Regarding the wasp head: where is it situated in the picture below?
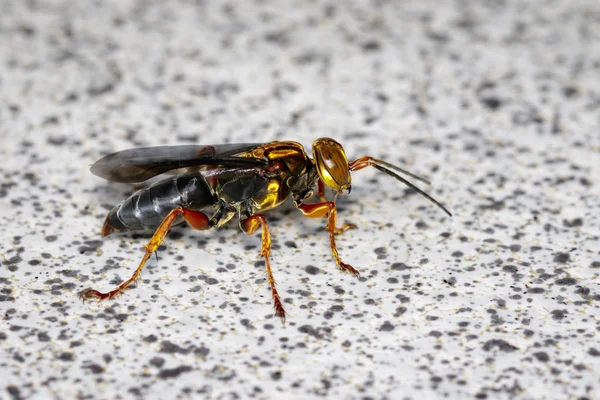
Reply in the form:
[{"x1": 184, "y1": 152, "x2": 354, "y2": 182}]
[{"x1": 312, "y1": 138, "x2": 351, "y2": 193}]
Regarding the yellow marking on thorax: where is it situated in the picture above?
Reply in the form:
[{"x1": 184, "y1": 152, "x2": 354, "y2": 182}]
[{"x1": 254, "y1": 178, "x2": 288, "y2": 212}]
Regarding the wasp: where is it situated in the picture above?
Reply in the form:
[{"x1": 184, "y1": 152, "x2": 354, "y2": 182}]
[{"x1": 80, "y1": 138, "x2": 451, "y2": 321}]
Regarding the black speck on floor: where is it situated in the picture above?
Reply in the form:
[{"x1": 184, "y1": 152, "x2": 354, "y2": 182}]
[{"x1": 159, "y1": 365, "x2": 193, "y2": 379}]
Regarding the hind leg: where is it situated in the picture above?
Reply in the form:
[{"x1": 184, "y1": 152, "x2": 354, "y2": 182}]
[{"x1": 80, "y1": 207, "x2": 211, "y2": 301}]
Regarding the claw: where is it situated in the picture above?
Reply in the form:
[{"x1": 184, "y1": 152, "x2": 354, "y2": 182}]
[
  {"x1": 78, "y1": 288, "x2": 118, "y2": 302},
  {"x1": 338, "y1": 261, "x2": 360, "y2": 277},
  {"x1": 274, "y1": 301, "x2": 286, "y2": 325}
]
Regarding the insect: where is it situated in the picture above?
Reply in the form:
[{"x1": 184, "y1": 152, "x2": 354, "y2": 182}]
[{"x1": 80, "y1": 138, "x2": 451, "y2": 321}]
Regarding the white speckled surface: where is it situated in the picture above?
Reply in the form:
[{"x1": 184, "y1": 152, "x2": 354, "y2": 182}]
[{"x1": 1, "y1": 1, "x2": 599, "y2": 399}]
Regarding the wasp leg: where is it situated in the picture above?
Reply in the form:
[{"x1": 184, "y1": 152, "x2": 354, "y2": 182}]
[
  {"x1": 240, "y1": 214, "x2": 286, "y2": 323},
  {"x1": 334, "y1": 222, "x2": 357, "y2": 234},
  {"x1": 297, "y1": 202, "x2": 360, "y2": 276},
  {"x1": 308, "y1": 179, "x2": 356, "y2": 234},
  {"x1": 79, "y1": 207, "x2": 210, "y2": 301},
  {"x1": 317, "y1": 179, "x2": 327, "y2": 202}
]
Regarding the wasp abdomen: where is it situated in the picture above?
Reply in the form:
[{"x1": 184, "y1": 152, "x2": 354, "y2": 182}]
[{"x1": 102, "y1": 174, "x2": 215, "y2": 235}]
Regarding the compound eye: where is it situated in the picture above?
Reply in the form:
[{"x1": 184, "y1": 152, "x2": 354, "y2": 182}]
[{"x1": 312, "y1": 138, "x2": 351, "y2": 191}]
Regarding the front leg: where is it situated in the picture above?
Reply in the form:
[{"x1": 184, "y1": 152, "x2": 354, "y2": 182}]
[
  {"x1": 316, "y1": 179, "x2": 327, "y2": 203},
  {"x1": 297, "y1": 202, "x2": 360, "y2": 276}
]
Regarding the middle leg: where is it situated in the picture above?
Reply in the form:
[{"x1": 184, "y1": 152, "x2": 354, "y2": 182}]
[{"x1": 240, "y1": 214, "x2": 286, "y2": 322}]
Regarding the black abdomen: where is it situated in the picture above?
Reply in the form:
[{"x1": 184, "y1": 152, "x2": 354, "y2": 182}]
[{"x1": 102, "y1": 174, "x2": 215, "y2": 235}]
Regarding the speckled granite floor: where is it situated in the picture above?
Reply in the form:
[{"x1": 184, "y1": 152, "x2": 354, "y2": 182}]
[{"x1": 1, "y1": 1, "x2": 599, "y2": 399}]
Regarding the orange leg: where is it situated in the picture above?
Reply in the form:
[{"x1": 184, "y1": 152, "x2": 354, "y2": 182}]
[
  {"x1": 317, "y1": 179, "x2": 327, "y2": 202},
  {"x1": 240, "y1": 214, "x2": 286, "y2": 322},
  {"x1": 297, "y1": 202, "x2": 360, "y2": 276},
  {"x1": 80, "y1": 207, "x2": 210, "y2": 301},
  {"x1": 315, "y1": 179, "x2": 356, "y2": 234}
]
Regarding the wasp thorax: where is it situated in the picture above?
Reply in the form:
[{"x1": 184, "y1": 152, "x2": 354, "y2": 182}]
[{"x1": 312, "y1": 138, "x2": 351, "y2": 191}]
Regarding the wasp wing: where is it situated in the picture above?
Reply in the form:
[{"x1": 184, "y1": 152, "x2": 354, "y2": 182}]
[{"x1": 90, "y1": 143, "x2": 266, "y2": 183}]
